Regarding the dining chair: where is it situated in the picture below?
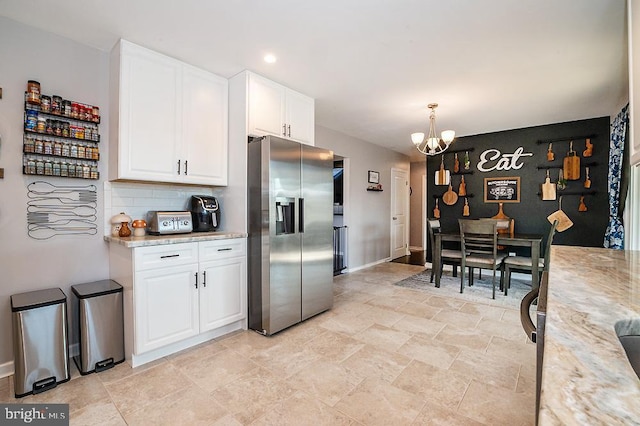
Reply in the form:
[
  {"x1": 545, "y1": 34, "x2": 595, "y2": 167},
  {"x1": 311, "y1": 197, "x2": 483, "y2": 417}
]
[
  {"x1": 427, "y1": 219, "x2": 463, "y2": 283},
  {"x1": 502, "y1": 220, "x2": 558, "y2": 295},
  {"x1": 459, "y1": 219, "x2": 508, "y2": 299}
]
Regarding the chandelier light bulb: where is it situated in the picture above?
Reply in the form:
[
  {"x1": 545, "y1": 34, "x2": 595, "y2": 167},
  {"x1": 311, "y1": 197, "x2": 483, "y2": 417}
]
[
  {"x1": 411, "y1": 133, "x2": 425, "y2": 145},
  {"x1": 411, "y1": 103, "x2": 456, "y2": 156}
]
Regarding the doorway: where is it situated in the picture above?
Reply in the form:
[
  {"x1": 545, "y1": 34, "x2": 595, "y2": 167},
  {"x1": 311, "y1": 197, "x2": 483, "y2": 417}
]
[
  {"x1": 390, "y1": 168, "x2": 410, "y2": 260},
  {"x1": 333, "y1": 156, "x2": 348, "y2": 274}
]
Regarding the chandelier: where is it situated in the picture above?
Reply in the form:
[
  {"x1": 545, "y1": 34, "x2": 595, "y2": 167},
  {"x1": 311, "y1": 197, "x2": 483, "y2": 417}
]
[{"x1": 411, "y1": 103, "x2": 455, "y2": 156}]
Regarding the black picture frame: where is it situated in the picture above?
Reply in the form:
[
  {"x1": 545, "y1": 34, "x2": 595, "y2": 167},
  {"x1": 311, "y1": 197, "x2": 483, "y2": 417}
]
[
  {"x1": 368, "y1": 170, "x2": 379, "y2": 184},
  {"x1": 484, "y1": 176, "x2": 521, "y2": 203}
]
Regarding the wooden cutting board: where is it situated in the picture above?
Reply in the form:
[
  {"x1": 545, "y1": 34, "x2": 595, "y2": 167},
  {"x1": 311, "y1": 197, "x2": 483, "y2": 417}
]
[
  {"x1": 584, "y1": 167, "x2": 591, "y2": 189},
  {"x1": 433, "y1": 199, "x2": 440, "y2": 218},
  {"x1": 563, "y1": 141, "x2": 580, "y2": 180},
  {"x1": 435, "y1": 156, "x2": 450, "y2": 185},
  {"x1": 541, "y1": 169, "x2": 557, "y2": 201},
  {"x1": 583, "y1": 138, "x2": 593, "y2": 157},
  {"x1": 442, "y1": 183, "x2": 458, "y2": 205},
  {"x1": 547, "y1": 197, "x2": 573, "y2": 232},
  {"x1": 458, "y1": 176, "x2": 467, "y2": 196}
]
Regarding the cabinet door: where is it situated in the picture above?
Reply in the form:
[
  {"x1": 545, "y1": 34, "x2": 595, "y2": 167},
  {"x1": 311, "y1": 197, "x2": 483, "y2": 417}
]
[
  {"x1": 134, "y1": 263, "x2": 199, "y2": 354},
  {"x1": 199, "y1": 256, "x2": 247, "y2": 332},
  {"x1": 181, "y1": 65, "x2": 229, "y2": 186},
  {"x1": 286, "y1": 89, "x2": 315, "y2": 146},
  {"x1": 248, "y1": 74, "x2": 286, "y2": 138},
  {"x1": 118, "y1": 42, "x2": 181, "y2": 182}
]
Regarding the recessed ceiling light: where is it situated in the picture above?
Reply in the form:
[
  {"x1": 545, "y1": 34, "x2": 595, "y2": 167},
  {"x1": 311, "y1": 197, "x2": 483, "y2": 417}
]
[{"x1": 264, "y1": 54, "x2": 277, "y2": 64}]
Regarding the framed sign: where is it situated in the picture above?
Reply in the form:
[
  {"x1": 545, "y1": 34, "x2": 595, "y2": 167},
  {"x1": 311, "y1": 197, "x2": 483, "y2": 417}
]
[
  {"x1": 368, "y1": 170, "x2": 379, "y2": 184},
  {"x1": 484, "y1": 177, "x2": 520, "y2": 203}
]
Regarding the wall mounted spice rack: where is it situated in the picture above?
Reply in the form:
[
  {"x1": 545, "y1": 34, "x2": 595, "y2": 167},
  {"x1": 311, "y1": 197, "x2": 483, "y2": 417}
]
[{"x1": 22, "y1": 86, "x2": 101, "y2": 180}]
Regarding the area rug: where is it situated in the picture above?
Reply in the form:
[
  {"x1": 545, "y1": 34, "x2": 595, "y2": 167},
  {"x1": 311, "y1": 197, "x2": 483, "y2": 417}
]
[{"x1": 394, "y1": 268, "x2": 534, "y2": 309}]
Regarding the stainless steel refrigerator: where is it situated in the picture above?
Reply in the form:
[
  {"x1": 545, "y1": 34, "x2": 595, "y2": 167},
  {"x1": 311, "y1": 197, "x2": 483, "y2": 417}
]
[{"x1": 248, "y1": 135, "x2": 334, "y2": 335}]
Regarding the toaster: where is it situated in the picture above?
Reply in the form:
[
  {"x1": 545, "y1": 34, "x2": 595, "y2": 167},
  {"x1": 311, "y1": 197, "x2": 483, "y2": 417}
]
[{"x1": 146, "y1": 211, "x2": 193, "y2": 235}]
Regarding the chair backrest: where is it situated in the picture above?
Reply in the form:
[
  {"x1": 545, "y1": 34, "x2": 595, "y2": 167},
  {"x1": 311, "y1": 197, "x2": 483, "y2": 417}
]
[
  {"x1": 427, "y1": 219, "x2": 441, "y2": 261},
  {"x1": 458, "y1": 219, "x2": 498, "y2": 258},
  {"x1": 543, "y1": 220, "x2": 559, "y2": 271},
  {"x1": 480, "y1": 217, "x2": 514, "y2": 236}
]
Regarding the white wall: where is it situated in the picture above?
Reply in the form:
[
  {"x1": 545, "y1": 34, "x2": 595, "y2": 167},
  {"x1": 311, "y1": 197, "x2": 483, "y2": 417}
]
[
  {"x1": 315, "y1": 126, "x2": 410, "y2": 269},
  {"x1": 0, "y1": 17, "x2": 110, "y2": 369}
]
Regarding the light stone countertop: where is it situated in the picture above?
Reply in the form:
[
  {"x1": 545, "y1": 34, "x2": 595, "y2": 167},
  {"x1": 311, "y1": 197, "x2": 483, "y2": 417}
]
[
  {"x1": 540, "y1": 245, "x2": 640, "y2": 425},
  {"x1": 104, "y1": 231, "x2": 247, "y2": 248}
]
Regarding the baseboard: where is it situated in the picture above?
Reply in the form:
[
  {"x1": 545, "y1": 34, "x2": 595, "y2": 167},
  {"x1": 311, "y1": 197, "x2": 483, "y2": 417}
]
[
  {"x1": 409, "y1": 246, "x2": 424, "y2": 251},
  {"x1": 0, "y1": 360, "x2": 13, "y2": 379},
  {"x1": 346, "y1": 257, "x2": 391, "y2": 273}
]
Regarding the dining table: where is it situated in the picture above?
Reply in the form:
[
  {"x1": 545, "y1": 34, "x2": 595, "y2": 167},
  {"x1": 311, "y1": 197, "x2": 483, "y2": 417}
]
[{"x1": 433, "y1": 231, "x2": 544, "y2": 290}]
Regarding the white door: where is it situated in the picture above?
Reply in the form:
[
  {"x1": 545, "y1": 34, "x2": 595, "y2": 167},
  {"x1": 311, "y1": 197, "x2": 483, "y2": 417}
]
[
  {"x1": 391, "y1": 168, "x2": 410, "y2": 259},
  {"x1": 199, "y1": 256, "x2": 247, "y2": 332},
  {"x1": 134, "y1": 264, "x2": 199, "y2": 354},
  {"x1": 286, "y1": 89, "x2": 315, "y2": 145},
  {"x1": 119, "y1": 41, "x2": 181, "y2": 182},
  {"x1": 248, "y1": 73, "x2": 286, "y2": 137},
  {"x1": 181, "y1": 64, "x2": 229, "y2": 186}
]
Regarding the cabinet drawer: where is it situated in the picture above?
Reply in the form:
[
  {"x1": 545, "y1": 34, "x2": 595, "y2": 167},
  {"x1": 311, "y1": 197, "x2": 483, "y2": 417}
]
[
  {"x1": 134, "y1": 243, "x2": 198, "y2": 271},
  {"x1": 199, "y1": 238, "x2": 246, "y2": 262}
]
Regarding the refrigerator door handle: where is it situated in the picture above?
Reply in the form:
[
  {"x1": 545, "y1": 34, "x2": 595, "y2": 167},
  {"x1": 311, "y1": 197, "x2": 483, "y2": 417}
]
[{"x1": 299, "y1": 198, "x2": 304, "y2": 233}]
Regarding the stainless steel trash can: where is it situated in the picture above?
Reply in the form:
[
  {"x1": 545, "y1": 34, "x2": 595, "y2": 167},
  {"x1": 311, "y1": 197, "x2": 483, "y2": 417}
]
[
  {"x1": 11, "y1": 288, "x2": 70, "y2": 398},
  {"x1": 71, "y1": 280, "x2": 124, "y2": 375}
]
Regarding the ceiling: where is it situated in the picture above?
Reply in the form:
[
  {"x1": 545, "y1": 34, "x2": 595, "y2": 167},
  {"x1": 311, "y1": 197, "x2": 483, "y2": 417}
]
[{"x1": 0, "y1": 0, "x2": 628, "y2": 160}]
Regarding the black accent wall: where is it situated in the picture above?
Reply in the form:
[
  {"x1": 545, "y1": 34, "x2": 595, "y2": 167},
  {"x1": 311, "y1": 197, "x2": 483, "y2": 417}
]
[{"x1": 427, "y1": 117, "x2": 610, "y2": 248}]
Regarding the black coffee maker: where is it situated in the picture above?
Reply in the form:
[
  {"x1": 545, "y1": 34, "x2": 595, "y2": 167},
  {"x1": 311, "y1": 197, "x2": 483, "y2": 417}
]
[{"x1": 190, "y1": 195, "x2": 220, "y2": 232}]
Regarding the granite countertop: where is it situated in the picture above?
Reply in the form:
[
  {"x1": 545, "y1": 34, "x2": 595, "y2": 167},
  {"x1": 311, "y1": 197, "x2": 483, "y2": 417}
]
[
  {"x1": 104, "y1": 231, "x2": 247, "y2": 248},
  {"x1": 540, "y1": 245, "x2": 640, "y2": 425}
]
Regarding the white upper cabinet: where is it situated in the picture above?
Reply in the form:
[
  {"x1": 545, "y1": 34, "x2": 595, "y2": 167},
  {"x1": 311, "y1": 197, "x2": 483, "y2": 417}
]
[
  {"x1": 181, "y1": 64, "x2": 228, "y2": 185},
  {"x1": 247, "y1": 72, "x2": 315, "y2": 145},
  {"x1": 110, "y1": 40, "x2": 228, "y2": 185}
]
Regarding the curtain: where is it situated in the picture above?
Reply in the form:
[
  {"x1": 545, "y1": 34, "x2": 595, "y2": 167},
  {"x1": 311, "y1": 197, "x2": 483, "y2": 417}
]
[{"x1": 603, "y1": 104, "x2": 629, "y2": 249}]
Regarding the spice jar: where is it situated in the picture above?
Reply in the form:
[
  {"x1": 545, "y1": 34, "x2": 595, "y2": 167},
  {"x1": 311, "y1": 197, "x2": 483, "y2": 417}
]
[
  {"x1": 36, "y1": 117, "x2": 46, "y2": 133},
  {"x1": 51, "y1": 95, "x2": 62, "y2": 115},
  {"x1": 41, "y1": 95, "x2": 51, "y2": 113},
  {"x1": 26, "y1": 80, "x2": 41, "y2": 105}
]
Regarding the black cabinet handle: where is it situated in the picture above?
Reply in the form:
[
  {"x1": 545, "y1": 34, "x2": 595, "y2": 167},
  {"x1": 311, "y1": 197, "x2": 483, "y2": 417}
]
[
  {"x1": 217, "y1": 248, "x2": 232, "y2": 252},
  {"x1": 160, "y1": 254, "x2": 180, "y2": 259},
  {"x1": 282, "y1": 123, "x2": 287, "y2": 136},
  {"x1": 288, "y1": 124, "x2": 291, "y2": 137},
  {"x1": 184, "y1": 160, "x2": 188, "y2": 175},
  {"x1": 203, "y1": 271, "x2": 207, "y2": 287},
  {"x1": 194, "y1": 272, "x2": 198, "y2": 289},
  {"x1": 177, "y1": 159, "x2": 181, "y2": 175}
]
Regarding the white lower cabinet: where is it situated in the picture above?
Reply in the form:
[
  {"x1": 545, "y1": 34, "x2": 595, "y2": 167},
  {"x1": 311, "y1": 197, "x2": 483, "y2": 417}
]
[
  {"x1": 135, "y1": 263, "x2": 199, "y2": 354},
  {"x1": 199, "y1": 256, "x2": 247, "y2": 332},
  {"x1": 110, "y1": 238, "x2": 247, "y2": 367}
]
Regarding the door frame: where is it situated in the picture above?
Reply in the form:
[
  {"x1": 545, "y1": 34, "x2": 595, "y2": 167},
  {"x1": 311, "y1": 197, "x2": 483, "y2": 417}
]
[
  {"x1": 422, "y1": 173, "x2": 428, "y2": 250},
  {"x1": 390, "y1": 167, "x2": 410, "y2": 258}
]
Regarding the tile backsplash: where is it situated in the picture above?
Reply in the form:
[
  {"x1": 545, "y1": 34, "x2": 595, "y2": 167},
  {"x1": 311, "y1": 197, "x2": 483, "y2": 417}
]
[{"x1": 104, "y1": 181, "x2": 217, "y2": 235}]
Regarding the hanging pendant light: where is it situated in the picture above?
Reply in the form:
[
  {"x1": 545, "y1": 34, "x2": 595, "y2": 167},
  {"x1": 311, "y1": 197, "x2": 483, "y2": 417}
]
[{"x1": 411, "y1": 103, "x2": 455, "y2": 156}]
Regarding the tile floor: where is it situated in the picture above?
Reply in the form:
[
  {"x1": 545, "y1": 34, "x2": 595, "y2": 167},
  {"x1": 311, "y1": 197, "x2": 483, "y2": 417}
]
[{"x1": 0, "y1": 262, "x2": 535, "y2": 425}]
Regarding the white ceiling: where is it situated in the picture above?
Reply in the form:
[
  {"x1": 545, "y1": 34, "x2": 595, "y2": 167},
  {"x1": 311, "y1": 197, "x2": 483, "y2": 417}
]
[{"x1": 0, "y1": 0, "x2": 628, "y2": 160}]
